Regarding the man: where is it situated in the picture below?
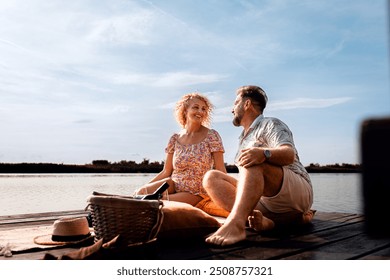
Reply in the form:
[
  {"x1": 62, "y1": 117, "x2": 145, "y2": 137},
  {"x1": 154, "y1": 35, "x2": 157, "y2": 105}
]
[{"x1": 203, "y1": 85, "x2": 313, "y2": 246}]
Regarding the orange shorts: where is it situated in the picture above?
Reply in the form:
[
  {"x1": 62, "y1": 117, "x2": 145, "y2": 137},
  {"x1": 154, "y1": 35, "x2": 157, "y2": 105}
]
[{"x1": 195, "y1": 195, "x2": 230, "y2": 218}]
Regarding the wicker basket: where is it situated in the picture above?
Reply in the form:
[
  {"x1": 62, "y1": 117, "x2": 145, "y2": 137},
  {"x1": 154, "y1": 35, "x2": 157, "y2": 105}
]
[{"x1": 86, "y1": 192, "x2": 164, "y2": 245}]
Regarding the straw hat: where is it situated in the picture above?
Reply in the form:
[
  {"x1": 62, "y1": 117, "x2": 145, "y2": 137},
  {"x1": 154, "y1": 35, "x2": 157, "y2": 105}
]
[{"x1": 34, "y1": 217, "x2": 94, "y2": 246}]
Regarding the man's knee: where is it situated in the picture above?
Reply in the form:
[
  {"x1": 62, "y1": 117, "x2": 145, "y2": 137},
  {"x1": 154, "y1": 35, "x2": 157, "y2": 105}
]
[
  {"x1": 203, "y1": 170, "x2": 228, "y2": 193},
  {"x1": 203, "y1": 170, "x2": 221, "y2": 186},
  {"x1": 239, "y1": 164, "x2": 265, "y2": 177}
]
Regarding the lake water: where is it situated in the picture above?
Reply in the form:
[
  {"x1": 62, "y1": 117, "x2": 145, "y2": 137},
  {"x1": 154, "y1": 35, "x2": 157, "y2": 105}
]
[{"x1": 0, "y1": 173, "x2": 363, "y2": 216}]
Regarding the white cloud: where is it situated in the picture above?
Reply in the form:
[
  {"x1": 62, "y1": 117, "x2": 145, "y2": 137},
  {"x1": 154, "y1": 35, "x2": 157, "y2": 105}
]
[
  {"x1": 86, "y1": 12, "x2": 156, "y2": 45},
  {"x1": 0, "y1": 0, "x2": 386, "y2": 165},
  {"x1": 111, "y1": 71, "x2": 227, "y2": 87},
  {"x1": 268, "y1": 97, "x2": 353, "y2": 111},
  {"x1": 213, "y1": 97, "x2": 353, "y2": 123}
]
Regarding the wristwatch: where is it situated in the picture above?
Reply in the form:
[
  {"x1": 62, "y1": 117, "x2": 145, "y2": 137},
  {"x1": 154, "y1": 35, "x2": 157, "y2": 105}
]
[{"x1": 264, "y1": 149, "x2": 272, "y2": 160}]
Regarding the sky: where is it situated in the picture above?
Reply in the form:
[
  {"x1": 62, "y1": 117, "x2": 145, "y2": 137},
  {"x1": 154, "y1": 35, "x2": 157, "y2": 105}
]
[{"x1": 0, "y1": 0, "x2": 389, "y2": 166}]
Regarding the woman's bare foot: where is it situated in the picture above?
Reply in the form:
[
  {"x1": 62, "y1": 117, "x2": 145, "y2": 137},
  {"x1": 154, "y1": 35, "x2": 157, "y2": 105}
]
[
  {"x1": 248, "y1": 210, "x2": 275, "y2": 232},
  {"x1": 205, "y1": 220, "x2": 246, "y2": 246}
]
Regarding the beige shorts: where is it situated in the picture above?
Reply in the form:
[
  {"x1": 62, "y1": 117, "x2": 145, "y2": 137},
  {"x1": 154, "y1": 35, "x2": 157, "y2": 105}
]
[{"x1": 258, "y1": 167, "x2": 313, "y2": 214}]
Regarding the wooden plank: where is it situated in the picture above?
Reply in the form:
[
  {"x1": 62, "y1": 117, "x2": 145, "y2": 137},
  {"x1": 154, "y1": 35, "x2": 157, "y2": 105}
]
[
  {"x1": 0, "y1": 210, "x2": 88, "y2": 227},
  {"x1": 360, "y1": 246, "x2": 390, "y2": 260},
  {"x1": 201, "y1": 215, "x2": 373, "y2": 260},
  {"x1": 153, "y1": 236, "x2": 252, "y2": 260},
  {"x1": 149, "y1": 213, "x2": 369, "y2": 260},
  {"x1": 309, "y1": 212, "x2": 364, "y2": 228},
  {"x1": 0, "y1": 210, "x2": 87, "y2": 221},
  {"x1": 0, "y1": 210, "x2": 89, "y2": 260},
  {"x1": 1, "y1": 248, "x2": 79, "y2": 260},
  {"x1": 2, "y1": 211, "x2": 389, "y2": 260},
  {"x1": 280, "y1": 233, "x2": 390, "y2": 260}
]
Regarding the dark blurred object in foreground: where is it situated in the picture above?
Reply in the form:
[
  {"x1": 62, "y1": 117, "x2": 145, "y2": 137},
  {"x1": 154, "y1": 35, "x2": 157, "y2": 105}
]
[{"x1": 361, "y1": 117, "x2": 390, "y2": 237}]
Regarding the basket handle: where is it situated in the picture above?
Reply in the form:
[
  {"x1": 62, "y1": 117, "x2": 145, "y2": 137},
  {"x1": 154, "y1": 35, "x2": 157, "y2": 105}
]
[
  {"x1": 147, "y1": 203, "x2": 164, "y2": 240},
  {"x1": 92, "y1": 191, "x2": 134, "y2": 199}
]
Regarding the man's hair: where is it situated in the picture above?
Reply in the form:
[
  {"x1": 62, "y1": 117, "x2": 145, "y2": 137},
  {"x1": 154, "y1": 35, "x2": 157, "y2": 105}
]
[{"x1": 236, "y1": 85, "x2": 268, "y2": 112}]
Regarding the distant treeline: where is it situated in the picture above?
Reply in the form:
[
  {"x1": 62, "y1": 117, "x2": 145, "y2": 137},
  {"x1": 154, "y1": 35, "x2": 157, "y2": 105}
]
[
  {"x1": 304, "y1": 163, "x2": 361, "y2": 173},
  {"x1": 0, "y1": 160, "x2": 361, "y2": 173}
]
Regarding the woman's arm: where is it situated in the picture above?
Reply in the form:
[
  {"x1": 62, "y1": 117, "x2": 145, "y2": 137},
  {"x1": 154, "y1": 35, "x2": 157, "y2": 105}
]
[
  {"x1": 134, "y1": 153, "x2": 175, "y2": 195},
  {"x1": 212, "y1": 151, "x2": 227, "y2": 173},
  {"x1": 148, "y1": 153, "x2": 174, "y2": 183}
]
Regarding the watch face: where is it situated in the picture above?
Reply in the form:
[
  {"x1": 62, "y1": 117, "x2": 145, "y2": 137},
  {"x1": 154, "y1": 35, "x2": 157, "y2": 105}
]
[{"x1": 264, "y1": 149, "x2": 271, "y2": 159}]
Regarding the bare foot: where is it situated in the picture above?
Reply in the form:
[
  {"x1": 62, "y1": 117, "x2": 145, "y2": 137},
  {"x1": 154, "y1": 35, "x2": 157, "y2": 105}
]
[
  {"x1": 302, "y1": 210, "x2": 315, "y2": 224},
  {"x1": 248, "y1": 210, "x2": 275, "y2": 232},
  {"x1": 205, "y1": 220, "x2": 246, "y2": 246}
]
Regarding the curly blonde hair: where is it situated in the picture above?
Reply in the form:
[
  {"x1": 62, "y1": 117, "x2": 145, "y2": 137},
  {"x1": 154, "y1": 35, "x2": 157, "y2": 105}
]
[{"x1": 175, "y1": 92, "x2": 214, "y2": 128}]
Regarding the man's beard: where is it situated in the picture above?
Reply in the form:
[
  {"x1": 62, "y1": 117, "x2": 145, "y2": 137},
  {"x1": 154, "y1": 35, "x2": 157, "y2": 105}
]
[{"x1": 232, "y1": 112, "x2": 242, "y2": 127}]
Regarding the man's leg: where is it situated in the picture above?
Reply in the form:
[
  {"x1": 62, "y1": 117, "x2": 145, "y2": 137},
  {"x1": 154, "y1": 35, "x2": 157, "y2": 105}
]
[
  {"x1": 202, "y1": 170, "x2": 238, "y2": 211},
  {"x1": 204, "y1": 166, "x2": 263, "y2": 245},
  {"x1": 204, "y1": 164, "x2": 283, "y2": 246},
  {"x1": 203, "y1": 170, "x2": 275, "y2": 231}
]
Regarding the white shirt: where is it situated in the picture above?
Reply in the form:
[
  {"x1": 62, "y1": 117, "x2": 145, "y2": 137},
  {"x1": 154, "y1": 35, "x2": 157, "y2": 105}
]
[{"x1": 235, "y1": 114, "x2": 312, "y2": 185}]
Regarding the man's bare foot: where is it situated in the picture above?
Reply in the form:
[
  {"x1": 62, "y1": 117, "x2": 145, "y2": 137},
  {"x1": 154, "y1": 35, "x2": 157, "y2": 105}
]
[
  {"x1": 302, "y1": 210, "x2": 315, "y2": 224},
  {"x1": 248, "y1": 210, "x2": 275, "y2": 232},
  {"x1": 205, "y1": 220, "x2": 246, "y2": 246}
]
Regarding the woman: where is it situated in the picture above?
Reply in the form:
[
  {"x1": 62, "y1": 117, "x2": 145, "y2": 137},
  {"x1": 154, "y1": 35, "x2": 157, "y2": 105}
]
[{"x1": 134, "y1": 93, "x2": 229, "y2": 216}]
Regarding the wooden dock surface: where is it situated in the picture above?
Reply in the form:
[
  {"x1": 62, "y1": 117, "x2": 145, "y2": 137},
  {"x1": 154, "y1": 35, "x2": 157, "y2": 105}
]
[{"x1": 1, "y1": 210, "x2": 390, "y2": 260}]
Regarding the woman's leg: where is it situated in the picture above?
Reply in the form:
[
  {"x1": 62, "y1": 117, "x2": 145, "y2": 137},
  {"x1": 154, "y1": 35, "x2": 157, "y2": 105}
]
[{"x1": 167, "y1": 192, "x2": 203, "y2": 206}]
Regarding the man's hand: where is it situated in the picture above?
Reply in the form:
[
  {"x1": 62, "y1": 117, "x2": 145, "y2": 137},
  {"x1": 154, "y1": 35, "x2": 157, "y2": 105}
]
[{"x1": 237, "y1": 147, "x2": 266, "y2": 168}]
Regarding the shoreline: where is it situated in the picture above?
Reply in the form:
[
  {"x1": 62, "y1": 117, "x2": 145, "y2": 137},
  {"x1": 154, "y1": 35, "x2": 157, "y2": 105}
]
[{"x1": 0, "y1": 162, "x2": 362, "y2": 174}]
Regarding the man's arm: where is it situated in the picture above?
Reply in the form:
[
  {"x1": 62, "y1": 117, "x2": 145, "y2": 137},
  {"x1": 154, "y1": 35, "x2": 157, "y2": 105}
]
[{"x1": 236, "y1": 144, "x2": 295, "y2": 168}]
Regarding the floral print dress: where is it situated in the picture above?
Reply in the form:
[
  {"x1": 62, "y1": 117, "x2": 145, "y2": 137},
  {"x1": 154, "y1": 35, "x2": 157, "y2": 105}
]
[{"x1": 165, "y1": 129, "x2": 225, "y2": 196}]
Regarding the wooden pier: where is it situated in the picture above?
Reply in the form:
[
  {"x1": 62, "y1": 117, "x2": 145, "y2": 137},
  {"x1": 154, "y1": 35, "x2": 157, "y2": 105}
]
[{"x1": 1, "y1": 210, "x2": 390, "y2": 260}]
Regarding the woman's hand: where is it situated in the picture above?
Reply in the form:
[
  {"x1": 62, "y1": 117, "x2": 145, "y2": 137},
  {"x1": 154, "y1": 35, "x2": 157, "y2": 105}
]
[{"x1": 133, "y1": 187, "x2": 148, "y2": 196}]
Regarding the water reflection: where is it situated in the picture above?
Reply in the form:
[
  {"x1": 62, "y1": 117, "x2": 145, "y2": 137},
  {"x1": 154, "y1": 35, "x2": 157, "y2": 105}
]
[{"x1": 0, "y1": 173, "x2": 362, "y2": 215}]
